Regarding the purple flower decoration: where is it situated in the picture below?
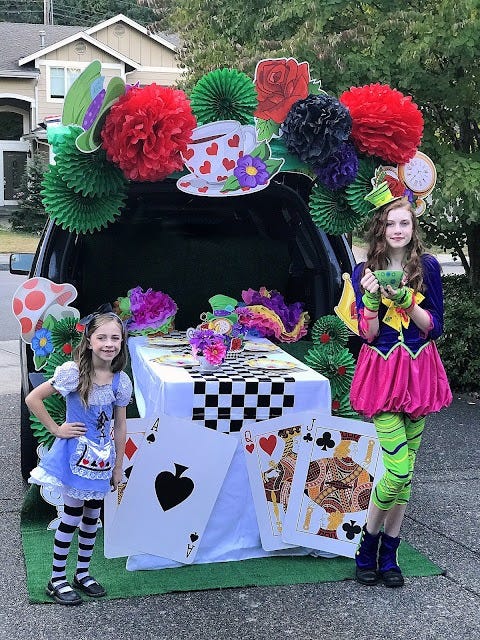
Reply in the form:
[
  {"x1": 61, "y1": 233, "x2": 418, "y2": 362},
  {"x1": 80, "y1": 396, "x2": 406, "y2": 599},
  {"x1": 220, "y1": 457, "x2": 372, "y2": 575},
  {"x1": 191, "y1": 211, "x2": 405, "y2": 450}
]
[
  {"x1": 241, "y1": 287, "x2": 305, "y2": 332},
  {"x1": 234, "y1": 155, "x2": 269, "y2": 188},
  {"x1": 313, "y1": 142, "x2": 359, "y2": 190},
  {"x1": 127, "y1": 286, "x2": 177, "y2": 331},
  {"x1": 32, "y1": 328, "x2": 54, "y2": 357}
]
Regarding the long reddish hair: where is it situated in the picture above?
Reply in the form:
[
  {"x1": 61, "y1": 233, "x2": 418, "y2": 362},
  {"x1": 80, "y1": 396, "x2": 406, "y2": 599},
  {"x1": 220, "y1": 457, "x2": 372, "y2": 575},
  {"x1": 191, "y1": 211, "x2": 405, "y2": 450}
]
[{"x1": 364, "y1": 197, "x2": 425, "y2": 292}]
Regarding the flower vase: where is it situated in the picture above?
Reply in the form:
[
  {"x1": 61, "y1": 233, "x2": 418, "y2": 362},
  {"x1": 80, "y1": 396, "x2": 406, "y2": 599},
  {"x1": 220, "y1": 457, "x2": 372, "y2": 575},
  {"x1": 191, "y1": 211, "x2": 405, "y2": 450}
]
[{"x1": 197, "y1": 355, "x2": 221, "y2": 372}]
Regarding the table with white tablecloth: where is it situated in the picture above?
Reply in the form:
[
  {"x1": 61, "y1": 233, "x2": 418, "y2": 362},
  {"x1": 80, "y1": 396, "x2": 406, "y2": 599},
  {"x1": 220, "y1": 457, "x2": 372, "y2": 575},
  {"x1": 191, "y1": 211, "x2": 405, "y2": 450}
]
[{"x1": 125, "y1": 334, "x2": 332, "y2": 570}]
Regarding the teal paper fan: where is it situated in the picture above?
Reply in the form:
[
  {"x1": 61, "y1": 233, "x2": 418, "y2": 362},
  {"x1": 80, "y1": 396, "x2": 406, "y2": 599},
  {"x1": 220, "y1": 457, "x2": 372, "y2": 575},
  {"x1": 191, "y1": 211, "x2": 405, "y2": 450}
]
[
  {"x1": 49, "y1": 317, "x2": 82, "y2": 353},
  {"x1": 190, "y1": 68, "x2": 258, "y2": 125},
  {"x1": 345, "y1": 156, "x2": 381, "y2": 218},
  {"x1": 43, "y1": 349, "x2": 73, "y2": 379},
  {"x1": 41, "y1": 165, "x2": 127, "y2": 234},
  {"x1": 305, "y1": 345, "x2": 355, "y2": 397},
  {"x1": 311, "y1": 315, "x2": 349, "y2": 348},
  {"x1": 332, "y1": 392, "x2": 359, "y2": 419},
  {"x1": 30, "y1": 393, "x2": 66, "y2": 449},
  {"x1": 309, "y1": 182, "x2": 361, "y2": 234}
]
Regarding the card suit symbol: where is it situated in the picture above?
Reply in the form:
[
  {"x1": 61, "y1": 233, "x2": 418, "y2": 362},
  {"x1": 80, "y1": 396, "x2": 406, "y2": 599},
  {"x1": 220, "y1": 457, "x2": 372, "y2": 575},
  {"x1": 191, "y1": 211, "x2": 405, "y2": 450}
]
[
  {"x1": 246, "y1": 443, "x2": 254, "y2": 454},
  {"x1": 259, "y1": 435, "x2": 277, "y2": 456},
  {"x1": 147, "y1": 433, "x2": 156, "y2": 444},
  {"x1": 342, "y1": 519, "x2": 362, "y2": 540},
  {"x1": 228, "y1": 134, "x2": 240, "y2": 147},
  {"x1": 316, "y1": 431, "x2": 335, "y2": 451},
  {"x1": 91, "y1": 460, "x2": 97, "y2": 467},
  {"x1": 217, "y1": 175, "x2": 228, "y2": 182},
  {"x1": 190, "y1": 532, "x2": 199, "y2": 542},
  {"x1": 124, "y1": 465, "x2": 133, "y2": 479},
  {"x1": 180, "y1": 181, "x2": 191, "y2": 188},
  {"x1": 199, "y1": 160, "x2": 211, "y2": 175},
  {"x1": 99, "y1": 460, "x2": 105, "y2": 468},
  {"x1": 125, "y1": 437, "x2": 138, "y2": 460},
  {"x1": 183, "y1": 148, "x2": 194, "y2": 161},
  {"x1": 198, "y1": 186, "x2": 208, "y2": 193},
  {"x1": 155, "y1": 463, "x2": 194, "y2": 511},
  {"x1": 82, "y1": 459, "x2": 89, "y2": 465},
  {"x1": 303, "y1": 432, "x2": 313, "y2": 442},
  {"x1": 222, "y1": 158, "x2": 236, "y2": 171},
  {"x1": 206, "y1": 142, "x2": 219, "y2": 155}
]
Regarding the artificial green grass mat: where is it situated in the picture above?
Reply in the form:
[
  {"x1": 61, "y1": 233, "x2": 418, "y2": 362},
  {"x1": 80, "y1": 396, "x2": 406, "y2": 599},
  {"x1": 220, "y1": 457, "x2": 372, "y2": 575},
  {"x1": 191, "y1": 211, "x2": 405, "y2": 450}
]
[{"x1": 21, "y1": 486, "x2": 443, "y2": 603}]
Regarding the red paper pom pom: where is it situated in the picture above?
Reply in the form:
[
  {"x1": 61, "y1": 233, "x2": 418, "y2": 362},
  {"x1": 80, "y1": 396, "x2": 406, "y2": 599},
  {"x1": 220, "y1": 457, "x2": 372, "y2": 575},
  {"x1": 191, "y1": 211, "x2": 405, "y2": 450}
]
[
  {"x1": 339, "y1": 84, "x2": 423, "y2": 164},
  {"x1": 101, "y1": 84, "x2": 197, "y2": 182},
  {"x1": 62, "y1": 343, "x2": 73, "y2": 355}
]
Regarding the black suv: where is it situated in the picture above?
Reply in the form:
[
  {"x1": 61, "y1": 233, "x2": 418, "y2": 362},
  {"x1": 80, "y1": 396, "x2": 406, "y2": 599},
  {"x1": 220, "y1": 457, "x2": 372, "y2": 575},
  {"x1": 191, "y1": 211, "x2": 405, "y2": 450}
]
[{"x1": 11, "y1": 172, "x2": 356, "y2": 479}]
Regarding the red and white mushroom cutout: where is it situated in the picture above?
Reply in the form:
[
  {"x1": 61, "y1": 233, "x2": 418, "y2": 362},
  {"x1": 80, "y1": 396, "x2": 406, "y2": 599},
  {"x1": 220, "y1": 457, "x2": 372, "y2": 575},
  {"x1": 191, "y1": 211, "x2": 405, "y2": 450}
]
[{"x1": 12, "y1": 277, "x2": 78, "y2": 343}]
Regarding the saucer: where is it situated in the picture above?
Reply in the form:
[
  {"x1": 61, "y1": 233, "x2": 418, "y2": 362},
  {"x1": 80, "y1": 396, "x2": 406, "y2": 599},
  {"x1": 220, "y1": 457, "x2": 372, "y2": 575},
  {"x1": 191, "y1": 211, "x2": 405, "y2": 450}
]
[
  {"x1": 151, "y1": 353, "x2": 199, "y2": 368},
  {"x1": 176, "y1": 174, "x2": 270, "y2": 198},
  {"x1": 245, "y1": 357, "x2": 296, "y2": 370}
]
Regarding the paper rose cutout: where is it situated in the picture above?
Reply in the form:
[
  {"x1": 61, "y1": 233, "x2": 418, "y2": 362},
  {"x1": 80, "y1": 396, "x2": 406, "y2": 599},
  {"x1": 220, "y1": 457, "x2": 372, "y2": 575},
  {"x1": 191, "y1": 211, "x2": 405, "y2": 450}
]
[
  {"x1": 234, "y1": 155, "x2": 269, "y2": 188},
  {"x1": 101, "y1": 84, "x2": 197, "y2": 182},
  {"x1": 281, "y1": 94, "x2": 352, "y2": 166},
  {"x1": 339, "y1": 84, "x2": 424, "y2": 165},
  {"x1": 254, "y1": 58, "x2": 310, "y2": 124}
]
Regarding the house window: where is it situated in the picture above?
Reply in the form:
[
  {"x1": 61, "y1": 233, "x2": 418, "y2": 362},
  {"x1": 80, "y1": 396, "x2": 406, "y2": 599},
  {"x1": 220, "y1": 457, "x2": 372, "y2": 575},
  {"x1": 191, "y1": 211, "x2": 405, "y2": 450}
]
[
  {"x1": 49, "y1": 67, "x2": 81, "y2": 98},
  {"x1": 0, "y1": 112, "x2": 24, "y2": 140}
]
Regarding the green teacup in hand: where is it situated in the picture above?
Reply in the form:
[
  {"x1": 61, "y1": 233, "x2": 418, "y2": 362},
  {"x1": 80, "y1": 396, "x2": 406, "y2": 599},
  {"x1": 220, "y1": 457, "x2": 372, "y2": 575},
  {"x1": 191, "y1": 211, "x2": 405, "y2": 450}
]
[{"x1": 374, "y1": 270, "x2": 404, "y2": 290}]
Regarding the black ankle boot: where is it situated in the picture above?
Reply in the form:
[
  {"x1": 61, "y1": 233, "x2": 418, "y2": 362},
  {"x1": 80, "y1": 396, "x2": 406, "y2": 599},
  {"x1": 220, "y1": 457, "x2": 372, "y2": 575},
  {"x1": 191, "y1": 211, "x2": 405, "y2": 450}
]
[
  {"x1": 378, "y1": 532, "x2": 404, "y2": 588},
  {"x1": 355, "y1": 526, "x2": 380, "y2": 585}
]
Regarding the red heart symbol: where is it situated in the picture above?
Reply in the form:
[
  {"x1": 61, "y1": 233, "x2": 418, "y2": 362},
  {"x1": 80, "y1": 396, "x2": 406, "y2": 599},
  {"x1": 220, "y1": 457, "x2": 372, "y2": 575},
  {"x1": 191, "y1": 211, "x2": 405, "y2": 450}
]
[
  {"x1": 183, "y1": 148, "x2": 194, "y2": 160},
  {"x1": 217, "y1": 175, "x2": 228, "y2": 182},
  {"x1": 246, "y1": 443, "x2": 254, "y2": 454},
  {"x1": 228, "y1": 134, "x2": 240, "y2": 148},
  {"x1": 199, "y1": 160, "x2": 211, "y2": 175},
  {"x1": 222, "y1": 158, "x2": 235, "y2": 171},
  {"x1": 198, "y1": 186, "x2": 208, "y2": 193},
  {"x1": 180, "y1": 181, "x2": 191, "y2": 187},
  {"x1": 83, "y1": 459, "x2": 89, "y2": 465},
  {"x1": 206, "y1": 142, "x2": 219, "y2": 155},
  {"x1": 259, "y1": 435, "x2": 277, "y2": 456}
]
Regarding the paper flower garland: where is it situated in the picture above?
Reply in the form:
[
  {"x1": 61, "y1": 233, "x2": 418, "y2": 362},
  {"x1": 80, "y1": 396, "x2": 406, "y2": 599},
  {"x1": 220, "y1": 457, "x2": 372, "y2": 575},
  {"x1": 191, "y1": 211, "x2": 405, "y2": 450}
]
[
  {"x1": 41, "y1": 165, "x2": 127, "y2": 234},
  {"x1": 309, "y1": 182, "x2": 367, "y2": 234},
  {"x1": 311, "y1": 315, "x2": 349, "y2": 349},
  {"x1": 339, "y1": 84, "x2": 424, "y2": 165},
  {"x1": 190, "y1": 68, "x2": 258, "y2": 125},
  {"x1": 101, "y1": 84, "x2": 197, "y2": 182},
  {"x1": 114, "y1": 286, "x2": 177, "y2": 336},
  {"x1": 281, "y1": 94, "x2": 352, "y2": 165},
  {"x1": 313, "y1": 142, "x2": 359, "y2": 191}
]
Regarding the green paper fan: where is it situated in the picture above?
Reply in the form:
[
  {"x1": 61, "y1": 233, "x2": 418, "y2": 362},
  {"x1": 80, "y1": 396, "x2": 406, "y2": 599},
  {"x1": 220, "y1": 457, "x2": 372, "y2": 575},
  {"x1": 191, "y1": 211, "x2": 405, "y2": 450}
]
[
  {"x1": 30, "y1": 393, "x2": 66, "y2": 449},
  {"x1": 345, "y1": 156, "x2": 381, "y2": 217},
  {"x1": 41, "y1": 165, "x2": 127, "y2": 234},
  {"x1": 49, "y1": 317, "x2": 82, "y2": 353},
  {"x1": 332, "y1": 392, "x2": 359, "y2": 419},
  {"x1": 55, "y1": 139, "x2": 127, "y2": 198},
  {"x1": 190, "y1": 68, "x2": 258, "y2": 125},
  {"x1": 311, "y1": 315, "x2": 350, "y2": 348},
  {"x1": 43, "y1": 349, "x2": 74, "y2": 379},
  {"x1": 305, "y1": 346, "x2": 355, "y2": 397},
  {"x1": 309, "y1": 183, "x2": 362, "y2": 234}
]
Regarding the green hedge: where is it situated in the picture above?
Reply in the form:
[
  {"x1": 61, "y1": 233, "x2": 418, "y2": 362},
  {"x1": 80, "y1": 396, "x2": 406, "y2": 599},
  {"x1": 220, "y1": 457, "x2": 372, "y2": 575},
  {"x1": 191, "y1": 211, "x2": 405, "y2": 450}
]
[{"x1": 438, "y1": 275, "x2": 480, "y2": 392}]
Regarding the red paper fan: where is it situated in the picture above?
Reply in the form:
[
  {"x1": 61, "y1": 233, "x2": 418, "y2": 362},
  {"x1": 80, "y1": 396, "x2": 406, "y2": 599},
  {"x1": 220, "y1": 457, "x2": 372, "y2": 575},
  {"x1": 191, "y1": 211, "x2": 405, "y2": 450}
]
[{"x1": 339, "y1": 83, "x2": 423, "y2": 165}]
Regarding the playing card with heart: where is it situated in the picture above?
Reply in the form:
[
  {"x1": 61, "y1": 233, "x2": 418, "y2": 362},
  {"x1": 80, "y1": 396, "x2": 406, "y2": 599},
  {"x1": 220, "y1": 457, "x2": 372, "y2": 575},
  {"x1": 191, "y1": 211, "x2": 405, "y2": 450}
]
[
  {"x1": 108, "y1": 413, "x2": 237, "y2": 564},
  {"x1": 282, "y1": 413, "x2": 384, "y2": 558},
  {"x1": 240, "y1": 413, "x2": 313, "y2": 551}
]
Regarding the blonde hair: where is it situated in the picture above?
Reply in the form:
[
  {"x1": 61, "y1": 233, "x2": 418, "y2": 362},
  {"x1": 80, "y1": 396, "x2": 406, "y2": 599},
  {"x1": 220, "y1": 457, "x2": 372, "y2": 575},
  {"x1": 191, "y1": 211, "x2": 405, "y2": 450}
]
[
  {"x1": 364, "y1": 197, "x2": 425, "y2": 292},
  {"x1": 74, "y1": 313, "x2": 128, "y2": 406}
]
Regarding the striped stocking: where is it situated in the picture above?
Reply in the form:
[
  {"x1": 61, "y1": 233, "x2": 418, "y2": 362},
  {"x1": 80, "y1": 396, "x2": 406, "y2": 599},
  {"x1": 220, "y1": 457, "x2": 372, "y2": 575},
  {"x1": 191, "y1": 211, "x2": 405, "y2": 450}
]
[
  {"x1": 51, "y1": 494, "x2": 83, "y2": 586},
  {"x1": 75, "y1": 498, "x2": 102, "y2": 583}
]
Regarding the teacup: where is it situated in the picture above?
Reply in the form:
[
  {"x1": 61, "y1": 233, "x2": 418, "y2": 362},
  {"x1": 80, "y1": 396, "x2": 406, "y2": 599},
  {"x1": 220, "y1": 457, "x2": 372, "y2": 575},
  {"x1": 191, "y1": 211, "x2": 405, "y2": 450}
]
[
  {"x1": 374, "y1": 269, "x2": 404, "y2": 289},
  {"x1": 182, "y1": 120, "x2": 257, "y2": 184}
]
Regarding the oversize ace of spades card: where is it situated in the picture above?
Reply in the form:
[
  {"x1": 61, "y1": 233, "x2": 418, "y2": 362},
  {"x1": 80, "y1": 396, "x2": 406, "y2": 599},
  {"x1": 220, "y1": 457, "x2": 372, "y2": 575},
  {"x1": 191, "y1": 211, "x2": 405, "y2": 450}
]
[
  {"x1": 104, "y1": 417, "x2": 147, "y2": 558},
  {"x1": 240, "y1": 413, "x2": 313, "y2": 552},
  {"x1": 282, "y1": 414, "x2": 384, "y2": 558},
  {"x1": 111, "y1": 414, "x2": 237, "y2": 564}
]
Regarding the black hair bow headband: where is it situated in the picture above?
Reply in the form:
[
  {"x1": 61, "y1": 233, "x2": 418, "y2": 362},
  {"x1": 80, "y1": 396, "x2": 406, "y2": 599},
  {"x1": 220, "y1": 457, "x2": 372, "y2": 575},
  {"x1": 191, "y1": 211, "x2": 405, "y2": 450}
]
[{"x1": 79, "y1": 303, "x2": 116, "y2": 329}]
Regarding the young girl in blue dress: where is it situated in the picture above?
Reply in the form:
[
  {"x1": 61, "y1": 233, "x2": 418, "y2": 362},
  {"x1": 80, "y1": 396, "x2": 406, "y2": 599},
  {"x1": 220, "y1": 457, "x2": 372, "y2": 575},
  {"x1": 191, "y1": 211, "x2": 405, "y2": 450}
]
[
  {"x1": 350, "y1": 192, "x2": 452, "y2": 588},
  {"x1": 27, "y1": 311, "x2": 132, "y2": 605}
]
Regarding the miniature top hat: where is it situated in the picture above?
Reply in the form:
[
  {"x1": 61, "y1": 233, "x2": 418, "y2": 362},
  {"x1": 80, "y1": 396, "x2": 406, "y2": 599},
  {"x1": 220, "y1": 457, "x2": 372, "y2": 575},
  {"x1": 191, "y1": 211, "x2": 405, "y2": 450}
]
[{"x1": 364, "y1": 180, "x2": 403, "y2": 212}]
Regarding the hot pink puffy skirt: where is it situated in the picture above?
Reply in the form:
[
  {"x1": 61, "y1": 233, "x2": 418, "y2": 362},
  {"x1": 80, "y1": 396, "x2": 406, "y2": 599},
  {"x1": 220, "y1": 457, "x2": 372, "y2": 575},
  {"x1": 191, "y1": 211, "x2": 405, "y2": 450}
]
[{"x1": 350, "y1": 341, "x2": 452, "y2": 419}]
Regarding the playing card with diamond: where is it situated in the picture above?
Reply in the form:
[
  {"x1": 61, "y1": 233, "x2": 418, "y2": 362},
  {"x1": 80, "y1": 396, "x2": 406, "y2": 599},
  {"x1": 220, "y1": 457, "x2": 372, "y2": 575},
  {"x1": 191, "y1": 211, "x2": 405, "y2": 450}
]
[
  {"x1": 109, "y1": 413, "x2": 237, "y2": 563},
  {"x1": 240, "y1": 412, "x2": 313, "y2": 551},
  {"x1": 282, "y1": 413, "x2": 384, "y2": 558}
]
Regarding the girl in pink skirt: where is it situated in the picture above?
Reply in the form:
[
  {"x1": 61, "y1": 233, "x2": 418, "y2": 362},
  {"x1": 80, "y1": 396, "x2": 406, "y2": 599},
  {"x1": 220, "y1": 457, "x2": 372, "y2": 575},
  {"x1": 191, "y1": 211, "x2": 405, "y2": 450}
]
[{"x1": 350, "y1": 191, "x2": 452, "y2": 588}]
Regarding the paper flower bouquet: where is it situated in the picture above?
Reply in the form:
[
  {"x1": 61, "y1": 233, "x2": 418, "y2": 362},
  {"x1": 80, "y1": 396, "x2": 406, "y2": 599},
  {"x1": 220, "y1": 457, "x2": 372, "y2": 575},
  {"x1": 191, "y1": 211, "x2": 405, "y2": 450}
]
[{"x1": 114, "y1": 286, "x2": 177, "y2": 336}]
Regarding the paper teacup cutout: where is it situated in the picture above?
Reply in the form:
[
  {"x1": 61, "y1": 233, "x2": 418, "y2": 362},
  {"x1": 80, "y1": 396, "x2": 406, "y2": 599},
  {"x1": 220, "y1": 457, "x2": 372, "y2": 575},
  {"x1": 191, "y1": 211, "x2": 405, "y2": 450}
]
[
  {"x1": 182, "y1": 120, "x2": 257, "y2": 185},
  {"x1": 374, "y1": 270, "x2": 404, "y2": 289},
  {"x1": 12, "y1": 277, "x2": 78, "y2": 343}
]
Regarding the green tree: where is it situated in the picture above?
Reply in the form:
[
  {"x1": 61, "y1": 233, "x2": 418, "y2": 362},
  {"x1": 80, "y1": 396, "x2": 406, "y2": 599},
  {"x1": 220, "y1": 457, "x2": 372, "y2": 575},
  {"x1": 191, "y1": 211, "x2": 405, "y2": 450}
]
[
  {"x1": 158, "y1": 0, "x2": 480, "y2": 289},
  {"x1": 10, "y1": 156, "x2": 48, "y2": 233}
]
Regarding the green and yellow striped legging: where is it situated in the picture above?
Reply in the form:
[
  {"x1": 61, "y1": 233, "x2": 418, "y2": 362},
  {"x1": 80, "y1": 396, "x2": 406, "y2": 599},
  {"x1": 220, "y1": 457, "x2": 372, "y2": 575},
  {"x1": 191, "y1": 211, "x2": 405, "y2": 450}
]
[{"x1": 372, "y1": 412, "x2": 425, "y2": 510}]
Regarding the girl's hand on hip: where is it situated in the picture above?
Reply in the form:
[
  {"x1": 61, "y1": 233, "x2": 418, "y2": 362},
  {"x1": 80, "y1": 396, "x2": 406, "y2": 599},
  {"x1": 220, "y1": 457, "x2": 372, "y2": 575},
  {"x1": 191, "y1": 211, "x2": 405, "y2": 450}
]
[
  {"x1": 361, "y1": 268, "x2": 380, "y2": 294},
  {"x1": 57, "y1": 421, "x2": 86, "y2": 439}
]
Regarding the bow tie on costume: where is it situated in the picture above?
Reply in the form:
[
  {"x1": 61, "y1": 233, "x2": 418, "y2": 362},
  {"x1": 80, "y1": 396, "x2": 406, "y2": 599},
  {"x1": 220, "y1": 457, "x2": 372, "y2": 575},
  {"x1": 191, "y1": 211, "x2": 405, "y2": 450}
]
[{"x1": 381, "y1": 289, "x2": 424, "y2": 332}]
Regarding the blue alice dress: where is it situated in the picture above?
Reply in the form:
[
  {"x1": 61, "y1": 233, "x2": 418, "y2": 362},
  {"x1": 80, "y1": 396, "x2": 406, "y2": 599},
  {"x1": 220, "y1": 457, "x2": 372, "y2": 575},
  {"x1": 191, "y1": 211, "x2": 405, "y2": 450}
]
[{"x1": 29, "y1": 361, "x2": 133, "y2": 500}]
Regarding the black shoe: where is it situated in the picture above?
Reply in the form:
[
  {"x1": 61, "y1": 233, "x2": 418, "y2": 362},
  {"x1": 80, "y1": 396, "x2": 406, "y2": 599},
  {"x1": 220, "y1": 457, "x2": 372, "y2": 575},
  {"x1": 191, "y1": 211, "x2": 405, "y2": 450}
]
[
  {"x1": 73, "y1": 574, "x2": 107, "y2": 597},
  {"x1": 355, "y1": 566, "x2": 380, "y2": 586},
  {"x1": 381, "y1": 568, "x2": 405, "y2": 588},
  {"x1": 46, "y1": 580, "x2": 82, "y2": 605}
]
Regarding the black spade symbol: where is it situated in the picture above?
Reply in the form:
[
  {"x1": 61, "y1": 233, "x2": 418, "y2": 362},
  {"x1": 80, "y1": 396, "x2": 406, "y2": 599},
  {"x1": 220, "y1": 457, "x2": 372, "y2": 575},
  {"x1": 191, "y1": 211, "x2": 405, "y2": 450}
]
[
  {"x1": 190, "y1": 532, "x2": 199, "y2": 542},
  {"x1": 147, "y1": 433, "x2": 156, "y2": 444},
  {"x1": 155, "y1": 463, "x2": 194, "y2": 511}
]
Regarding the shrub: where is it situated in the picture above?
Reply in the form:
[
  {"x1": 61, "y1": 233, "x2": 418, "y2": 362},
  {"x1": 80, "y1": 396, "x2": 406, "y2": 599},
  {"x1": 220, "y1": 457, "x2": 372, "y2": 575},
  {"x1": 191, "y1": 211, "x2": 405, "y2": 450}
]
[
  {"x1": 438, "y1": 275, "x2": 480, "y2": 392},
  {"x1": 10, "y1": 156, "x2": 47, "y2": 233}
]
